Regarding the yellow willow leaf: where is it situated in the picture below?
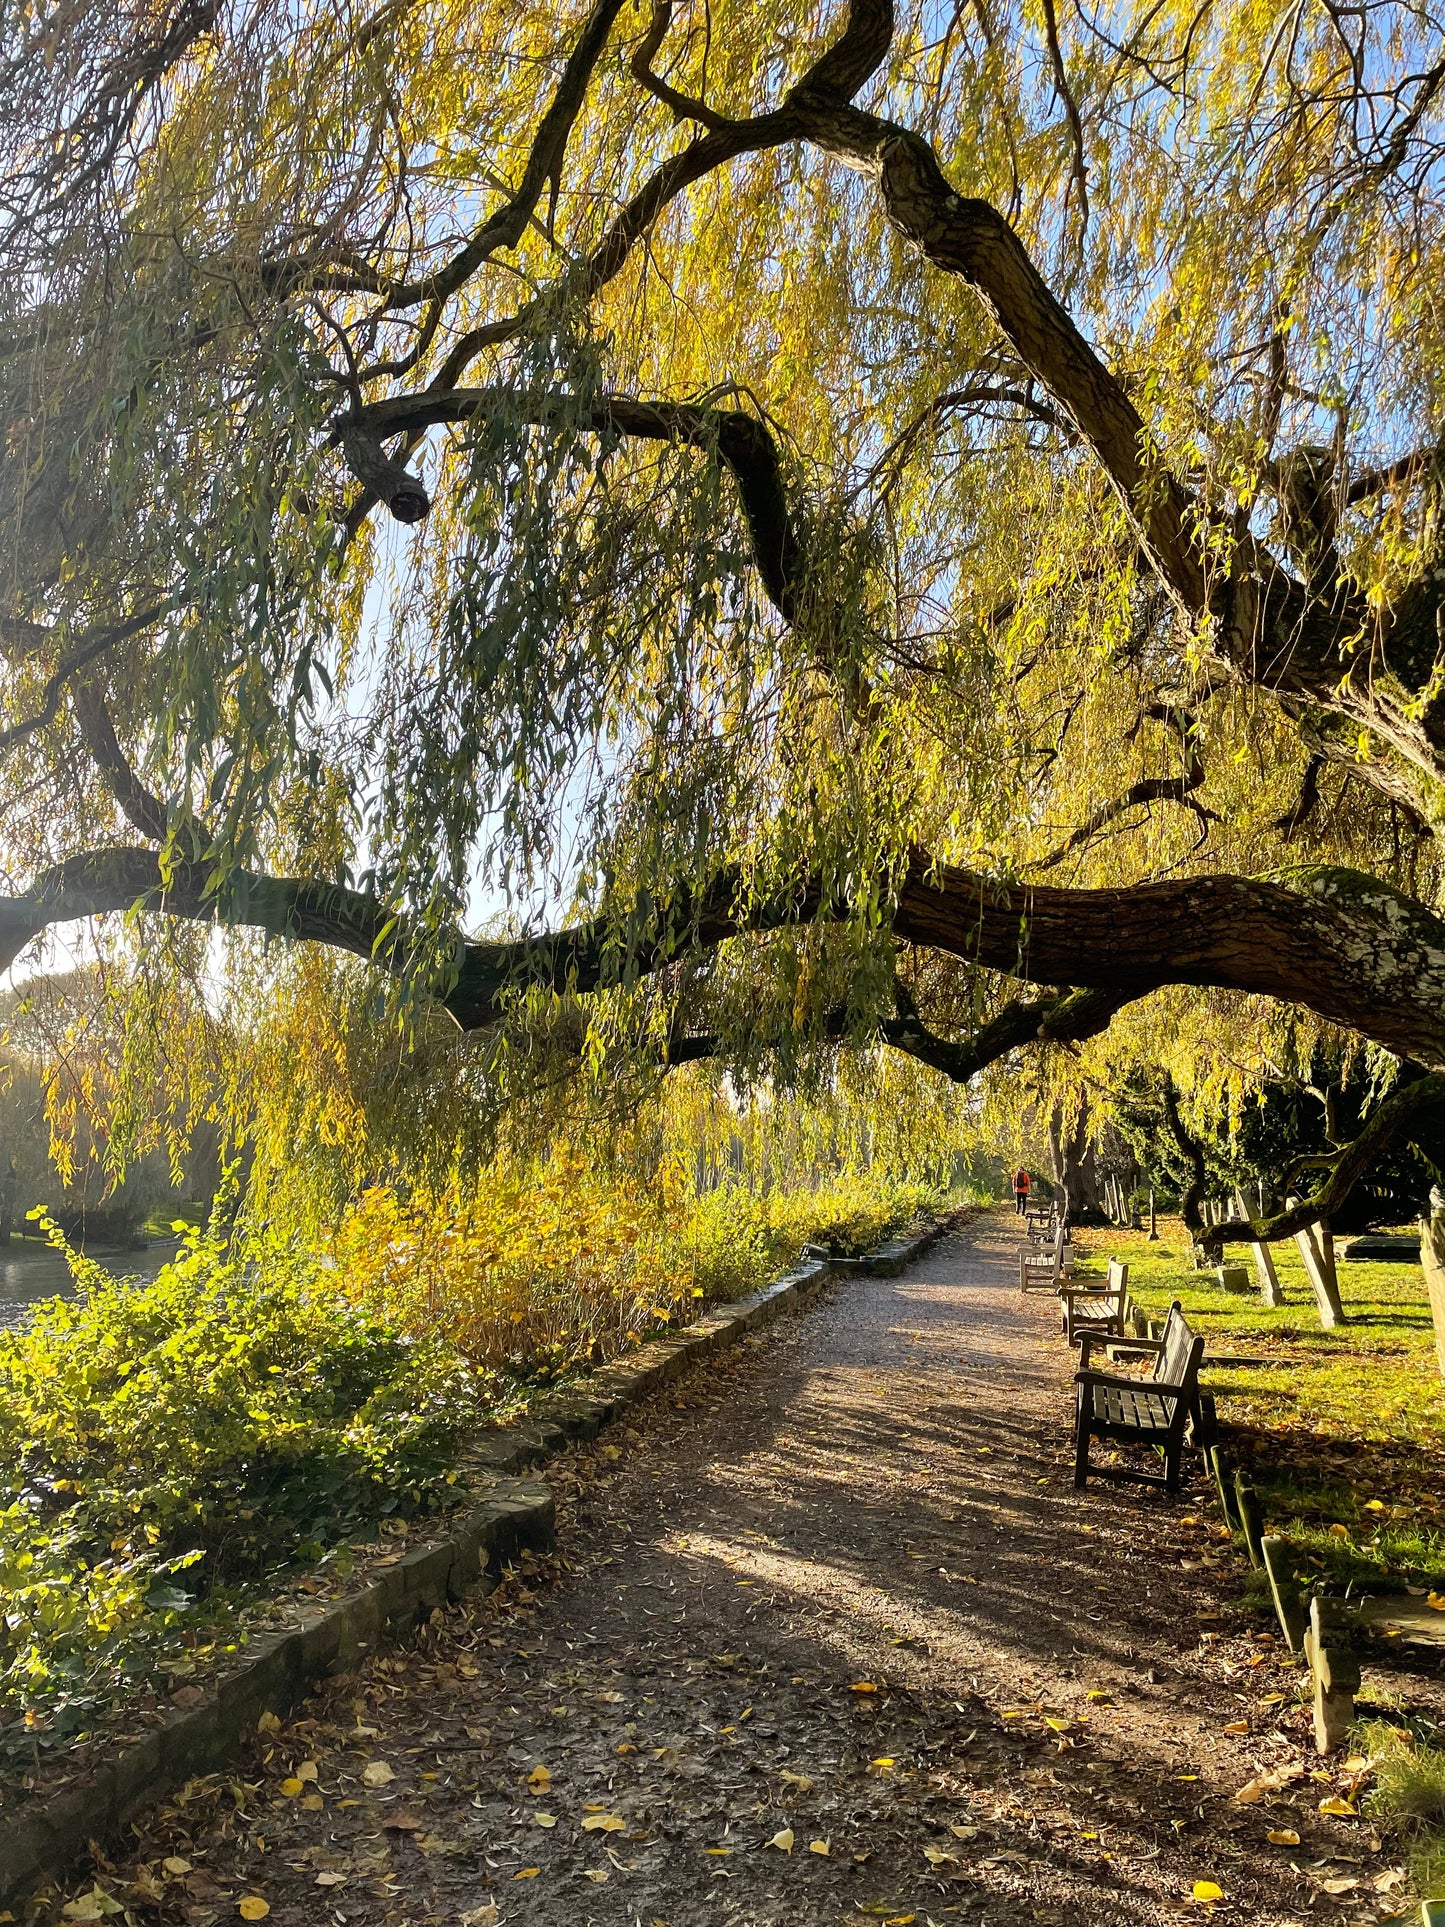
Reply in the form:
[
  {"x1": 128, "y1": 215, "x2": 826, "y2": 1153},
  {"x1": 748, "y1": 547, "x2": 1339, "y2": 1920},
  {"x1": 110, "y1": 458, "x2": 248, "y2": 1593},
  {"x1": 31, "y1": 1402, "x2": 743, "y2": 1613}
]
[{"x1": 1192, "y1": 1881, "x2": 1224, "y2": 1902}]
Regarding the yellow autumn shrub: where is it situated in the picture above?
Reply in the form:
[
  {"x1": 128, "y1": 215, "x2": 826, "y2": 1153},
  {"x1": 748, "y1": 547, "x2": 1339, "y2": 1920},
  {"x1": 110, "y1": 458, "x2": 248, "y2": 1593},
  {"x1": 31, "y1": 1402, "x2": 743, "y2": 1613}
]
[{"x1": 331, "y1": 1159, "x2": 938, "y2": 1377}]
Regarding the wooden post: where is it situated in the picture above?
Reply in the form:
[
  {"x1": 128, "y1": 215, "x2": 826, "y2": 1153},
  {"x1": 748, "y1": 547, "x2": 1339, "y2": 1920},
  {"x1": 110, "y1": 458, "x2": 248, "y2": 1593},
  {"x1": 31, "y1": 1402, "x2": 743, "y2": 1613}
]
[
  {"x1": 1234, "y1": 1190, "x2": 1284, "y2": 1307},
  {"x1": 1260, "y1": 1536, "x2": 1305, "y2": 1651},
  {"x1": 1209, "y1": 1447, "x2": 1238, "y2": 1529},
  {"x1": 1233, "y1": 1471, "x2": 1264, "y2": 1568},
  {"x1": 1305, "y1": 1595, "x2": 1360, "y2": 1753},
  {"x1": 1148, "y1": 1187, "x2": 1158, "y2": 1240},
  {"x1": 1419, "y1": 1205, "x2": 1445, "y2": 1380}
]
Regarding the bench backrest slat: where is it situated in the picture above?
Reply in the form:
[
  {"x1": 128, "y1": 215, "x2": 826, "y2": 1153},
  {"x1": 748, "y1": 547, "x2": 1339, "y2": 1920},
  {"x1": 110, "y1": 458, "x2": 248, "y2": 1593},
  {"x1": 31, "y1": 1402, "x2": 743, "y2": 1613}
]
[{"x1": 1153, "y1": 1300, "x2": 1202, "y2": 1390}]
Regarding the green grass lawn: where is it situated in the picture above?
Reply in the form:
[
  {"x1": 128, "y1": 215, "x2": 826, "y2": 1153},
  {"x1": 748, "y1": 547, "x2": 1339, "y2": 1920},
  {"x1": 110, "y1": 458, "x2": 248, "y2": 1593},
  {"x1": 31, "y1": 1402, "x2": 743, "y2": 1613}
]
[{"x1": 1071, "y1": 1218, "x2": 1445, "y2": 1591}]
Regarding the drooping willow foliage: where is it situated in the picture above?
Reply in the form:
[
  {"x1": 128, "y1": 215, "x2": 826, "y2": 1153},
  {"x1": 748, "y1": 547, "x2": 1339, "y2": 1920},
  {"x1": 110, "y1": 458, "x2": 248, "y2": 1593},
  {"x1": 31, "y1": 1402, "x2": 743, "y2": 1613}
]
[{"x1": 4, "y1": 0, "x2": 1445, "y2": 1201}]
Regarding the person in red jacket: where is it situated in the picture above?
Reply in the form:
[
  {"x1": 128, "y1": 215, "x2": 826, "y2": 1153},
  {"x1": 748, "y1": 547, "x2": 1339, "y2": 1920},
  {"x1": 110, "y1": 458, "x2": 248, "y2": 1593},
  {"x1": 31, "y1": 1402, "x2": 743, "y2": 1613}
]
[{"x1": 1013, "y1": 1167, "x2": 1031, "y2": 1216}]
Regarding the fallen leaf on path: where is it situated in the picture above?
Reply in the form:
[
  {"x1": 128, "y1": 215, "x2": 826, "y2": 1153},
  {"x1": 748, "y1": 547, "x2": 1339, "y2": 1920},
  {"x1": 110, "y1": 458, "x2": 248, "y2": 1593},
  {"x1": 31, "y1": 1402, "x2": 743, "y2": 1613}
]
[
  {"x1": 809, "y1": 1839, "x2": 830, "y2": 1855},
  {"x1": 314, "y1": 1873, "x2": 347, "y2": 1888},
  {"x1": 361, "y1": 1762, "x2": 394, "y2": 1787},
  {"x1": 1318, "y1": 1796, "x2": 1357, "y2": 1817},
  {"x1": 949, "y1": 1825, "x2": 979, "y2": 1841},
  {"x1": 238, "y1": 1901, "x2": 270, "y2": 1921},
  {"x1": 1192, "y1": 1881, "x2": 1224, "y2": 1902},
  {"x1": 61, "y1": 1896, "x2": 123, "y2": 1922},
  {"x1": 849, "y1": 1682, "x2": 879, "y2": 1694},
  {"x1": 534, "y1": 1812, "x2": 557, "y2": 1828},
  {"x1": 383, "y1": 1811, "x2": 423, "y2": 1833},
  {"x1": 460, "y1": 1910, "x2": 500, "y2": 1926},
  {"x1": 1341, "y1": 1755, "x2": 1369, "y2": 1773},
  {"x1": 1222, "y1": 1721, "x2": 1249, "y2": 1734},
  {"x1": 582, "y1": 1814, "x2": 625, "y2": 1832},
  {"x1": 257, "y1": 1711, "x2": 280, "y2": 1734},
  {"x1": 923, "y1": 1847, "x2": 959, "y2": 1867},
  {"x1": 1320, "y1": 1876, "x2": 1359, "y2": 1894},
  {"x1": 1267, "y1": 1830, "x2": 1300, "y2": 1846},
  {"x1": 279, "y1": 1778, "x2": 304, "y2": 1797},
  {"x1": 1234, "y1": 1766, "x2": 1297, "y2": 1804},
  {"x1": 780, "y1": 1770, "x2": 813, "y2": 1791},
  {"x1": 514, "y1": 1867, "x2": 540, "y2": 1879},
  {"x1": 527, "y1": 1765, "x2": 552, "y2": 1792},
  {"x1": 162, "y1": 1858, "x2": 191, "y2": 1877},
  {"x1": 583, "y1": 1869, "x2": 609, "y2": 1884},
  {"x1": 1375, "y1": 1869, "x2": 1406, "y2": 1891},
  {"x1": 767, "y1": 1828, "x2": 794, "y2": 1852},
  {"x1": 1427, "y1": 1591, "x2": 1445, "y2": 1610}
]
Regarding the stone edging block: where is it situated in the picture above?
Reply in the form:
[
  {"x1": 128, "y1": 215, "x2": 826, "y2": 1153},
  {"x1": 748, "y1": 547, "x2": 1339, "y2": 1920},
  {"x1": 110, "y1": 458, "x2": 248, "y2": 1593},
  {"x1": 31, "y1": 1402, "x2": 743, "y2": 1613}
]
[{"x1": 0, "y1": 1206, "x2": 966, "y2": 1912}]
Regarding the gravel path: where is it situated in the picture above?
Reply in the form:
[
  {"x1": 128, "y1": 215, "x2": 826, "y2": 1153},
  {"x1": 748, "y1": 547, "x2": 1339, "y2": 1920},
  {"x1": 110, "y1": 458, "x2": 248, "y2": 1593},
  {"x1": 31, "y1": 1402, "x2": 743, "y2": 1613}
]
[{"x1": 75, "y1": 1211, "x2": 1394, "y2": 1927}]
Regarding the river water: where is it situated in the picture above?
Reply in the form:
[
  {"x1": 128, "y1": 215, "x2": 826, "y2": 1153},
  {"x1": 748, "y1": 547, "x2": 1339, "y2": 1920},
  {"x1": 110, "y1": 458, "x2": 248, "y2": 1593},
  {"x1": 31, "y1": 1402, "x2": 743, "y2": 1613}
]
[{"x1": 0, "y1": 1239, "x2": 186, "y2": 1332}]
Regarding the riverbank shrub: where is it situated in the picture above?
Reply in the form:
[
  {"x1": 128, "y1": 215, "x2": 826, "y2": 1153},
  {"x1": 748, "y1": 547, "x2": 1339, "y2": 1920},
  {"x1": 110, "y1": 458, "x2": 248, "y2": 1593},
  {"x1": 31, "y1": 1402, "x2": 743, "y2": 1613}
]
[
  {"x1": 0, "y1": 1220, "x2": 478, "y2": 1755},
  {"x1": 0, "y1": 1169, "x2": 939, "y2": 1751},
  {"x1": 332, "y1": 1163, "x2": 939, "y2": 1372}
]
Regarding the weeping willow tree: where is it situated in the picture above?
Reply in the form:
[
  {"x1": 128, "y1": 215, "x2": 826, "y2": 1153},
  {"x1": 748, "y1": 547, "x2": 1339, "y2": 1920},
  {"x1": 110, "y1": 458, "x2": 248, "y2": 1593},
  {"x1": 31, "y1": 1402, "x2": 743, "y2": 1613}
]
[{"x1": 4, "y1": 0, "x2": 1445, "y2": 1235}]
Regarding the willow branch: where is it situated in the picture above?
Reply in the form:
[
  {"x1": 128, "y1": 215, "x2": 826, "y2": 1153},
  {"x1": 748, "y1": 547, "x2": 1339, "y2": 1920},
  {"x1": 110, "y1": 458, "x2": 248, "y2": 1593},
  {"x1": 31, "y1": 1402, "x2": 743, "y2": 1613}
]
[
  {"x1": 345, "y1": 388, "x2": 803, "y2": 618},
  {"x1": 69, "y1": 680, "x2": 169, "y2": 843},
  {"x1": 378, "y1": 0, "x2": 629, "y2": 312},
  {"x1": 630, "y1": 1, "x2": 734, "y2": 131},
  {"x1": 4, "y1": 849, "x2": 1445, "y2": 1074},
  {"x1": 1205, "y1": 1073, "x2": 1445, "y2": 1250}
]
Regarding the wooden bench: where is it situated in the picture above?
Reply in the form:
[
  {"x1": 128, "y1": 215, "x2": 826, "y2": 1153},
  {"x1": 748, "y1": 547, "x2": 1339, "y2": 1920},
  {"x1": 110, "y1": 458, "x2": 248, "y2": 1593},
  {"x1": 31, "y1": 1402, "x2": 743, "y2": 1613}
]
[
  {"x1": 1072, "y1": 1300, "x2": 1204, "y2": 1493},
  {"x1": 1059, "y1": 1259, "x2": 1129, "y2": 1346},
  {"x1": 1019, "y1": 1223, "x2": 1072, "y2": 1292}
]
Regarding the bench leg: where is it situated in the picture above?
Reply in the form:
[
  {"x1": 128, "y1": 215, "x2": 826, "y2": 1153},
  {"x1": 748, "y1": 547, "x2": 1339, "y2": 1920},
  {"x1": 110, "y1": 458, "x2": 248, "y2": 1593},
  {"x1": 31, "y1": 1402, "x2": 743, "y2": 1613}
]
[
  {"x1": 1163, "y1": 1440, "x2": 1182, "y2": 1494},
  {"x1": 1073, "y1": 1419, "x2": 1090, "y2": 1489}
]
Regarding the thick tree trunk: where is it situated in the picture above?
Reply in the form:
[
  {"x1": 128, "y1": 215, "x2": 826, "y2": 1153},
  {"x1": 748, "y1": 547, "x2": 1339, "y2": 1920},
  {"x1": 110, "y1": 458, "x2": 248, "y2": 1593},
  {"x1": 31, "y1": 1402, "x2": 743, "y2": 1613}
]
[{"x1": 1048, "y1": 1101, "x2": 1106, "y2": 1223}]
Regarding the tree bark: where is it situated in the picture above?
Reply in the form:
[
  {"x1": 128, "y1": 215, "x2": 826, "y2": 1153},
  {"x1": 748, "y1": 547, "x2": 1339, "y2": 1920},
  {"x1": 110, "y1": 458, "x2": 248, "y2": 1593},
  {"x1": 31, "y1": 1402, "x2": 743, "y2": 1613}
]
[{"x1": 3, "y1": 848, "x2": 1445, "y2": 1073}]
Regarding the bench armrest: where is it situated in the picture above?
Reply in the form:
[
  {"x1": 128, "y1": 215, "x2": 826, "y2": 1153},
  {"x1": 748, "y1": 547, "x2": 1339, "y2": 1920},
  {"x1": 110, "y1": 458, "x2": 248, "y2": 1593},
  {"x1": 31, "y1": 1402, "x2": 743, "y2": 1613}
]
[
  {"x1": 1074, "y1": 1368, "x2": 1185, "y2": 1403},
  {"x1": 1076, "y1": 1328, "x2": 1135, "y2": 1368},
  {"x1": 1057, "y1": 1282, "x2": 1122, "y2": 1299}
]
